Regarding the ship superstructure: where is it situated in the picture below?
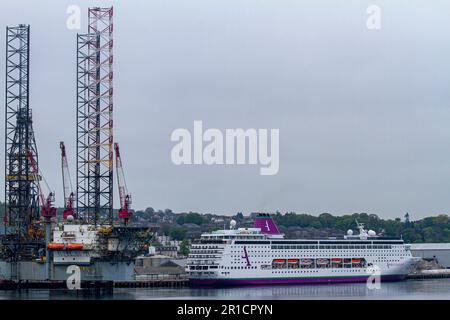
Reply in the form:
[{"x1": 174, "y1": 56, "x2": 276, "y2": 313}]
[
  {"x1": 49, "y1": 222, "x2": 152, "y2": 264},
  {"x1": 186, "y1": 214, "x2": 418, "y2": 286}
]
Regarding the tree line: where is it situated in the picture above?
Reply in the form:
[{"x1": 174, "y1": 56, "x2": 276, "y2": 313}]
[
  {"x1": 3, "y1": 200, "x2": 450, "y2": 243},
  {"x1": 273, "y1": 212, "x2": 450, "y2": 243}
]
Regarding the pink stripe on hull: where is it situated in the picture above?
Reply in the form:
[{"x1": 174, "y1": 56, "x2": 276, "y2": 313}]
[{"x1": 189, "y1": 275, "x2": 405, "y2": 287}]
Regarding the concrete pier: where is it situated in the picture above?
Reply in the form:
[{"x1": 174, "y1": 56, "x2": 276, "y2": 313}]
[{"x1": 0, "y1": 278, "x2": 188, "y2": 290}]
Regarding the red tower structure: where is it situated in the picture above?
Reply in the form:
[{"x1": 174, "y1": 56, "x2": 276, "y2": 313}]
[{"x1": 76, "y1": 7, "x2": 114, "y2": 225}]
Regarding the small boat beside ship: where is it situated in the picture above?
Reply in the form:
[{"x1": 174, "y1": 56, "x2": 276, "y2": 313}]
[{"x1": 186, "y1": 214, "x2": 418, "y2": 286}]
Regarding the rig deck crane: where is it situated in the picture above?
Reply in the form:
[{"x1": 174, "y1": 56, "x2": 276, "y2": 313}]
[
  {"x1": 28, "y1": 150, "x2": 55, "y2": 279},
  {"x1": 114, "y1": 143, "x2": 132, "y2": 225},
  {"x1": 27, "y1": 151, "x2": 57, "y2": 221},
  {"x1": 60, "y1": 142, "x2": 75, "y2": 219}
]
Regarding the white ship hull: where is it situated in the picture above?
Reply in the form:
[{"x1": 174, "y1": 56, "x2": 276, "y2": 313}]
[
  {"x1": 189, "y1": 258, "x2": 417, "y2": 286},
  {"x1": 187, "y1": 214, "x2": 418, "y2": 286}
]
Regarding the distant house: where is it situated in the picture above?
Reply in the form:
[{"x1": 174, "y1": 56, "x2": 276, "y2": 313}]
[
  {"x1": 134, "y1": 255, "x2": 185, "y2": 280},
  {"x1": 212, "y1": 218, "x2": 225, "y2": 224},
  {"x1": 156, "y1": 234, "x2": 172, "y2": 246},
  {"x1": 155, "y1": 246, "x2": 178, "y2": 258}
]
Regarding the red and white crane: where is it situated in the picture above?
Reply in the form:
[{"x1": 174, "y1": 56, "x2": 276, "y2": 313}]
[
  {"x1": 60, "y1": 142, "x2": 75, "y2": 220},
  {"x1": 27, "y1": 151, "x2": 56, "y2": 221},
  {"x1": 114, "y1": 143, "x2": 132, "y2": 225}
]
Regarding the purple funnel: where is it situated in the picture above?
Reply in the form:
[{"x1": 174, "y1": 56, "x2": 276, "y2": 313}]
[{"x1": 253, "y1": 214, "x2": 281, "y2": 235}]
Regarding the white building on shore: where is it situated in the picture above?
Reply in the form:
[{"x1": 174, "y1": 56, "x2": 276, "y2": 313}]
[{"x1": 410, "y1": 243, "x2": 450, "y2": 268}]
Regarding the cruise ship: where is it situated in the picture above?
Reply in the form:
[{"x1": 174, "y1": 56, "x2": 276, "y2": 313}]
[{"x1": 186, "y1": 214, "x2": 418, "y2": 286}]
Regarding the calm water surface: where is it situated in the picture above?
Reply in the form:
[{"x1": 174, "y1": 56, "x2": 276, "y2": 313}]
[{"x1": 0, "y1": 279, "x2": 449, "y2": 300}]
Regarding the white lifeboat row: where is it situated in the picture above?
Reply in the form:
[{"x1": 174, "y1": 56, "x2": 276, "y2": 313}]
[{"x1": 272, "y1": 258, "x2": 363, "y2": 265}]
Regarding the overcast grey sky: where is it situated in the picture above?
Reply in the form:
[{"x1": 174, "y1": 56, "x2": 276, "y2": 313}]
[{"x1": 1, "y1": 0, "x2": 450, "y2": 219}]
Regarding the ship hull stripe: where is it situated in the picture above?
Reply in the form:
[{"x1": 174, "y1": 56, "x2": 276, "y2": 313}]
[{"x1": 189, "y1": 274, "x2": 405, "y2": 286}]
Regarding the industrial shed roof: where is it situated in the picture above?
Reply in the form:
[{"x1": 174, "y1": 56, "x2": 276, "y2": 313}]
[{"x1": 410, "y1": 243, "x2": 450, "y2": 250}]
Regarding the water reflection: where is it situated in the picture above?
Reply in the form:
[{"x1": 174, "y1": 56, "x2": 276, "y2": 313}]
[
  {"x1": 119, "y1": 279, "x2": 450, "y2": 300},
  {"x1": 0, "y1": 279, "x2": 449, "y2": 300}
]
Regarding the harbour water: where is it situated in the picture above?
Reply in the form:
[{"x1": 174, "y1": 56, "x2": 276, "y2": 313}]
[{"x1": 0, "y1": 279, "x2": 449, "y2": 300}]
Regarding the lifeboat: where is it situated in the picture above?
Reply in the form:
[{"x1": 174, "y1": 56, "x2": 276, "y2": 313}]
[
  {"x1": 352, "y1": 259, "x2": 361, "y2": 264},
  {"x1": 287, "y1": 259, "x2": 299, "y2": 264},
  {"x1": 47, "y1": 243, "x2": 65, "y2": 250},
  {"x1": 316, "y1": 258, "x2": 329, "y2": 265},
  {"x1": 300, "y1": 259, "x2": 313, "y2": 265},
  {"x1": 273, "y1": 259, "x2": 286, "y2": 264},
  {"x1": 66, "y1": 243, "x2": 84, "y2": 250},
  {"x1": 331, "y1": 258, "x2": 342, "y2": 263}
]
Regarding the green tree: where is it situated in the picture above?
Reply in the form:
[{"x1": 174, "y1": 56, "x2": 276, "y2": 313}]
[
  {"x1": 318, "y1": 213, "x2": 335, "y2": 228},
  {"x1": 176, "y1": 212, "x2": 206, "y2": 225},
  {"x1": 170, "y1": 227, "x2": 187, "y2": 240},
  {"x1": 422, "y1": 227, "x2": 436, "y2": 242},
  {"x1": 402, "y1": 228, "x2": 420, "y2": 243},
  {"x1": 310, "y1": 220, "x2": 322, "y2": 229},
  {"x1": 179, "y1": 239, "x2": 190, "y2": 256}
]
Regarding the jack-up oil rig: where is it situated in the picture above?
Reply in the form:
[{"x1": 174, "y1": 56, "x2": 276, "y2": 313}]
[{"x1": 0, "y1": 7, "x2": 154, "y2": 282}]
